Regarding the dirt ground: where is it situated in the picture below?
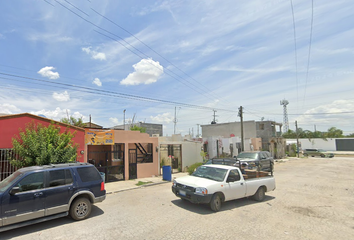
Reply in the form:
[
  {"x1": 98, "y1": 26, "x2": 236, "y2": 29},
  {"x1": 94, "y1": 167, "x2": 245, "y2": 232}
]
[{"x1": 267, "y1": 156, "x2": 354, "y2": 239}]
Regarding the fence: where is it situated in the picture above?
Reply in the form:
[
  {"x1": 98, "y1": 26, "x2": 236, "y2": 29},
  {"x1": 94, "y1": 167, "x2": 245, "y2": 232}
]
[{"x1": 0, "y1": 149, "x2": 18, "y2": 181}]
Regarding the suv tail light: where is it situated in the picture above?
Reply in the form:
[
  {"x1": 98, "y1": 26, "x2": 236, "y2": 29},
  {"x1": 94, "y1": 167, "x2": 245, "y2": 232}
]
[{"x1": 101, "y1": 181, "x2": 105, "y2": 191}]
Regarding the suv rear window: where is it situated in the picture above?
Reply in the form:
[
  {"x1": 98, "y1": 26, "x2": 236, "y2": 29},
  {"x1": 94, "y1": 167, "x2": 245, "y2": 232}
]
[{"x1": 77, "y1": 166, "x2": 101, "y2": 182}]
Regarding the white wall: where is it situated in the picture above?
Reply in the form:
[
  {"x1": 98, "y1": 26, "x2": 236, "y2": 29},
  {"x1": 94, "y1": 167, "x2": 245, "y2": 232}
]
[
  {"x1": 181, "y1": 142, "x2": 203, "y2": 170},
  {"x1": 287, "y1": 138, "x2": 336, "y2": 151}
]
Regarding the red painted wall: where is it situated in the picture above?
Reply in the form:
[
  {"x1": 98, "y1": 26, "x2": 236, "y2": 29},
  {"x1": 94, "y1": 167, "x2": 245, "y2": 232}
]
[{"x1": 0, "y1": 115, "x2": 85, "y2": 162}]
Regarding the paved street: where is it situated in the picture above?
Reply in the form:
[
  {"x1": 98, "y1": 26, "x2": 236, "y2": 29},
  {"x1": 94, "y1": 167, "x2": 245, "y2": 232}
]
[{"x1": 1, "y1": 157, "x2": 354, "y2": 240}]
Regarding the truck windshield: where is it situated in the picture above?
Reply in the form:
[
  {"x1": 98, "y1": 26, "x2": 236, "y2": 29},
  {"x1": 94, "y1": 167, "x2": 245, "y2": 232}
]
[
  {"x1": 0, "y1": 171, "x2": 23, "y2": 192},
  {"x1": 191, "y1": 166, "x2": 228, "y2": 182},
  {"x1": 237, "y1": 152, "x2": 258, "y2": 159}
]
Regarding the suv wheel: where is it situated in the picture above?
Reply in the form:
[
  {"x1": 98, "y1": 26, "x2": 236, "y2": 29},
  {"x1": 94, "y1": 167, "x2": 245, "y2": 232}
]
[{"x1": 70, "y1": 197, "x2": 92, "y2": 221}]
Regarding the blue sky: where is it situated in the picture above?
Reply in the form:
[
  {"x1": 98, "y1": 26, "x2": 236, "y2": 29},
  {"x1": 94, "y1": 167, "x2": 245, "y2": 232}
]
[{"x1": 0, "y1": 0, "x2": 353, "y2": 136}]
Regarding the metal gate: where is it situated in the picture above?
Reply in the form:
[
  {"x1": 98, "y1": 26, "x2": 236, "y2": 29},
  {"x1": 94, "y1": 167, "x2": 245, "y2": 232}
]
[
  {"x1": 88, "y1": 151, "x2": 125, "y2": 182},
  {"x1": 128, "y1": 149, "x2": 137, "y2": 180},
  {"x1": 0, "y1": 149, "x2": 18, "y2": 181},
  {"x1": 336, "y1": 139, "x2": 354, "y2": 151}
]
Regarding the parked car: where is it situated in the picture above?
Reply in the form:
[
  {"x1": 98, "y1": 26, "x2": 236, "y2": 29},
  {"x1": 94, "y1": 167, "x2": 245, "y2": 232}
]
[
  {"x1": 0, "y1": 163, "x2": 106, "y2": 232},
  {"x1": 303, "y1": 149, "x2": 334, "y2": 158},
  {"x1": 236, "y1": 151, "x2": 274, "y2": 171},
  {"x1": 172, "y1": 164, "x2": 275, "y2": 211}
]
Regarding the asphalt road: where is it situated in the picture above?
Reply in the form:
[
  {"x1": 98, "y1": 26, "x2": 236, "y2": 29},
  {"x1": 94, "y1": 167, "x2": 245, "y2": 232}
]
[{"x1": 1, "y1": 157, "x2": 354, "y2": 240}]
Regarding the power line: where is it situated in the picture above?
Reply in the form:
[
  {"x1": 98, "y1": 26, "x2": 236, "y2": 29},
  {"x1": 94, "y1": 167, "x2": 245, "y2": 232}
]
[
  {"x1": 302, "y1": 0, "x2": 314, "y2": 109},
  {"x1": 52, "y1": 0, "x2": 213, "y2": 100},
  {"x1": 0, "y1": 72, "x2": 239, "y2": 113},
  {"x1": 289, "y1": 0, "x2": 299, "y2": 112},
  {"x1": 90, "y1": 7, "x2": 215, "y2": 95}
]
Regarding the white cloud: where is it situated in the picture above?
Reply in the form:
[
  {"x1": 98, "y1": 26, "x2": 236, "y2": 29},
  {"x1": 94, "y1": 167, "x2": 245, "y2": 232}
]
[
  {"x1": 38, "y1": 66, "x2": 60, "y2": 79},
  {"x1": 52, "y1": 91, "x2": 70, "y2": 102},
  {"x1": 82, "y1": 47, "x2": 106, "y2": 61},
  {"x1": 296, "y1": 100, "x2": 354, "y2": 130},
  {"x1": 31, "y1": 107, "x2": 85, "y2": 121},
  {"x1": 109, "y1": 117, "x2": 120, "y2": 126},
  {"x1": 120, "y1": 58, "x2": 163, "y2": 86},
  {"x1": 0, "y1": 103, "x2": 21, "y2": 114},
  {"x1": 150, "y1": 113, "x2": 173, "y2": 123},
  {"x1": 93, "y1": 78, "x2": 102, "y2": 87}
]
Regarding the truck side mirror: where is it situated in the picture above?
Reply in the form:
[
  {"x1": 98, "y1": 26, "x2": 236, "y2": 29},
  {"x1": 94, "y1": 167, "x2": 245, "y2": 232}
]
[
  {"x1": 10, "y1": 186, "x2": 20, "y2": 195},
  {"x1": 227, "y1": 176, "x2": 236, "y2": 182}
]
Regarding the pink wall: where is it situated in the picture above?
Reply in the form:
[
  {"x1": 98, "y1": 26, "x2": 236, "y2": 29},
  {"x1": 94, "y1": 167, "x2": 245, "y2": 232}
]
[
  {"x1": 114, "y1": 130, "x2": 159, "y2": 180},
  {"x1": 0, "y1": 114, "x2": 85, "y2": 162}
]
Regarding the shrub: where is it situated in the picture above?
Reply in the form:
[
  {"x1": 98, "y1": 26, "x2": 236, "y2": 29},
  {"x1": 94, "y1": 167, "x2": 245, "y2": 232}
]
[{"x1": 187, "y1": 162, "x2": 203, "y2": 175}]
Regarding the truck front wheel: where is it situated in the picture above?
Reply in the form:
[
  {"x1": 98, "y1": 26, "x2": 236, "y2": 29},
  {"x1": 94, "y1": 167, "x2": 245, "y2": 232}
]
[
  {"x1": 210, "y1": 194, "x2": 222, "y2": 212},
  {"x1": 253, "y1": 187, "x2": 265, "y2": 201}
]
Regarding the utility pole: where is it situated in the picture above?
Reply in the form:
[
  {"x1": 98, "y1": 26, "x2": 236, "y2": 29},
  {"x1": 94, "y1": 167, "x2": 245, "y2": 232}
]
[
  {"x1": 174, "y1": 106, "x2": 177, "y2": 134},
  {"x1": 295, "y1": 120, "x2": 300, "y2": 158},
  {"x1": 238, "y1": 106, "x2": 244, "y2": 152},
  {"x1": 197, "y1": 124, "x2": 200, "y2": 138},
  {"x1": 123, "y1": 109, "x2": 126, "y2": 130},
  {"x1": 192, "y1": 128, "x2": 194, "y2": 138}
]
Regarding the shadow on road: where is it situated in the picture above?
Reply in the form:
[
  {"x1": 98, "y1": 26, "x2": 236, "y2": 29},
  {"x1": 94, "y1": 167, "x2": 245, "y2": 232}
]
[
  {"x1": 0, "y1": 205, "x2": 104, "y2": 239},
  {"x1": 171, "y1": 195, "x2": 275, "y2": 215}
]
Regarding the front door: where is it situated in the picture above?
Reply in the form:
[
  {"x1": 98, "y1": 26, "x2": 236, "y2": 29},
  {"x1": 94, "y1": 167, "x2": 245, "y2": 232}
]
[
  {"x1": 1, "y1": 172, "x2": 46, "y2": 226},
  {"x1": 224, "y1": 170, "x2": 246, "y2": 201},
  {"x1": 129, "y1": 149, "x2": 137, "y2": 180}
]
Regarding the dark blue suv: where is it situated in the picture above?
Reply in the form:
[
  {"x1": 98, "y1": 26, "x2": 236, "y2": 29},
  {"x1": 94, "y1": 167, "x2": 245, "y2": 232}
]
[{"x1": 0, "y1": 163, "x2": 106, "y2": 232}]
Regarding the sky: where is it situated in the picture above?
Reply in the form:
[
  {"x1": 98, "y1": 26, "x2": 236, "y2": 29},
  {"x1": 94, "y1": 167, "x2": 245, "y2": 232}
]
[{"x1": 0, "y1": 0, "x2": 354, "y2": 136}]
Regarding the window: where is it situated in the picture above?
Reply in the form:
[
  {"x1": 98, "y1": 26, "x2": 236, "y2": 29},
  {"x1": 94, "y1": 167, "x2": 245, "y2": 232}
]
[
  {"x1": 65, "y1": 169, "x2": 73, "y2": 184},
  {"x1": 16, "y1": 172, "x2": 44, "y2": 192},
  {"x1": 228, "y1": 170, "x2": 240, "y2": 181},
  {"x1": 259, "y1": 123, "x2": 265, "y2": 130},
  {"x1": 49, "y1": 169, "x2": 73, "y2": 187},
  {"x1": 77, "y1": 166, "x2": 101, "y2": 182}
]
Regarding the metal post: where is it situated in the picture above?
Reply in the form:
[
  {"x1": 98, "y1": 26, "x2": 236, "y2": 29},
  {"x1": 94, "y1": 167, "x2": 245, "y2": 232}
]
[
  {"x1": 239, "y1": 106, "x2": 244, "y2": 152},
  {"x1": 295, "y1": 120, "x2": 300, "y2": 158},
  {"x1": 123, "y1": 109, "x2": 126, "y2": 130}
]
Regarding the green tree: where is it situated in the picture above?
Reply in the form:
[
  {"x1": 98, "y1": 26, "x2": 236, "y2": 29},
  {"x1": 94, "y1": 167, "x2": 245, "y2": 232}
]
[
  {"x1": 282, "y1": 129, "x2": 297, "y2": 138},
  {"x1": 324, "y1": 127, "x2": 343, "y2": 138},
  {"x1": 130, "y1": 125, "x2": 146, "y2": 133},
  {"x1": 11, "y1": 122, "x2": 78, "y2": 168},
  {"x1": 60, "y1": 116, "x2": 85, "y2": 127}
]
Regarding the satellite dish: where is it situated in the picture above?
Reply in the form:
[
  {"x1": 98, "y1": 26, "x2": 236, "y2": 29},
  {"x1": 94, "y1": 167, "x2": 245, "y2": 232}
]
[{"x1": 38, "y1": 114, "x2": 47, "y2": 118}]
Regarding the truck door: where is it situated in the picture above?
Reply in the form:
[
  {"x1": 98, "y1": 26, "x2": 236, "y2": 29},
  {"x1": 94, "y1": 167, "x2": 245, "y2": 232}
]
[
  {"x1": 224, "y1": 170, "x2": 246, "y2": 201},
  {"x1": 1, "y1": 172, "x2": 45, "y2": 226}
]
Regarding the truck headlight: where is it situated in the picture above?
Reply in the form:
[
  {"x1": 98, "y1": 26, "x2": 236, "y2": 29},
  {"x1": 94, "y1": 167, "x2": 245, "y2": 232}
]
[
  {"x1": 195, "y1": 187, "x2": 208, "y2": 195},
  {"x1": 173, "y1": 180, "x2": 177, "y2": 187}
]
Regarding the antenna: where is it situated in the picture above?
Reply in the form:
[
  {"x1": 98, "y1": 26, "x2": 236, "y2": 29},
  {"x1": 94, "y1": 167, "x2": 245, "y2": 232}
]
[
  {"x1": 211, "y1": 109, "x2": 217, "y2": 124},
  {"x1": 280, "y1": 99, "x2": 289, "y2": 132}
]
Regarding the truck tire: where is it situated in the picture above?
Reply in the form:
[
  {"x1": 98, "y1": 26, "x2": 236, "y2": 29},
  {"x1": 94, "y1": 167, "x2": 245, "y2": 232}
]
[
  {"x1": 253, "y1": 187, "x2": 265, "y2": 202},
  {"x1": 70, "y1": 197, "x2": 92, "y2": 221},
  {"x1": 210, "y1": 194, "x2": 222, "y2": 212}
]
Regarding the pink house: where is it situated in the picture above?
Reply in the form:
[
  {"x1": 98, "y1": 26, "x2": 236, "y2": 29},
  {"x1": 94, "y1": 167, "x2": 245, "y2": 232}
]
[{"x1": 84, "y1": 128, "x2": 159, "y2": 182}]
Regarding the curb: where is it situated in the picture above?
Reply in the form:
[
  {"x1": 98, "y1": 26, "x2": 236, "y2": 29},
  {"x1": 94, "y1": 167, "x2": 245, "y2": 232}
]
[{"x1": 106, "y1": 180, "x2": 170, "y2": 195}]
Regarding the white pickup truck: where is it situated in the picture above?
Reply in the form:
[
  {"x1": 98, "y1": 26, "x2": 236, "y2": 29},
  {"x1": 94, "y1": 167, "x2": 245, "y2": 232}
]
[{"x1": 172, "y1": 164, "x2": 275, "y2": 211}]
